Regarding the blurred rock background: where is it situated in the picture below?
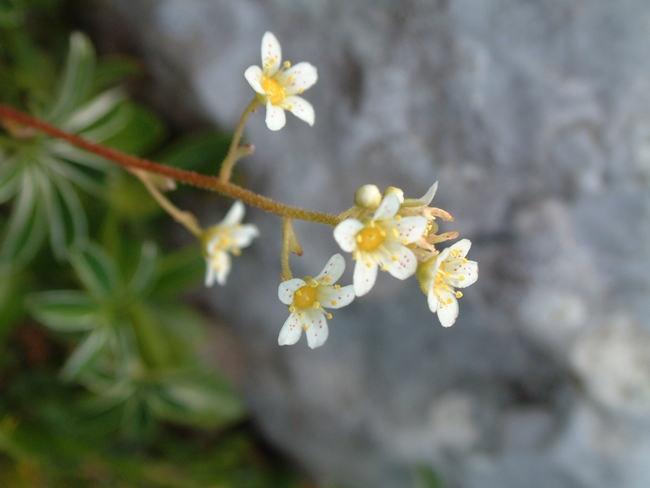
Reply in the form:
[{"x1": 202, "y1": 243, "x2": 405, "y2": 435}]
[{"x1": 79, "y1": 0, "x2": 650, "y2": 487}]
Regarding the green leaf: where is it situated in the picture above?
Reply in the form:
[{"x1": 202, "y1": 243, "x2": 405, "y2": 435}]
[
  {"x1": 98, "y1": 102, "x2": 166, "y2": 155},
  {"x1": 28, "y1": 290, "x2": 98, "y2": 332},
  {"x1": 0, "y1": 168, "x2": 47, "y2": 266},
  {"x1": 0, "y1": 156, "x2": 22, "y2": 204},
  {"x1": 60, "y1": 327, "x2": 111, "y2": 381},
  {"x1": 415, "y1": 465, "x2": 445, "y2": 488},
  {"x1": 127, "y1": 241, "x2": 158, "y2": 297},
  {"x1": 68, "y1": 244, "x2": 120, "y2": 299},
  {"x1": 150, "y1": 372, "x2": 245, "y2": 428},
  {"x1": 62, "y1": 87, "x2": 126, "y2": 133},
  {"x1": 92, "y1": 55, "x2": 141, "y2": 91},
  {"x1": 151, "y1": 244, "x2": 205, "y2": 297},
  {"x1": 47, "y1": 32, "x2": 95, "y2": 124},
  {"x1": 155, "y1": 130, "x2": 231, "y2": 173}
]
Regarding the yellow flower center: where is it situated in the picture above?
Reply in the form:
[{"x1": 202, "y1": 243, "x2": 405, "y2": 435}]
[
  {"x1": 356, "y1": 226, "x2": 385, "y2": 252},
  {"x1": 261, "y1": 76, "x2": 286, "y2": 105},
  {"x1": 294, "y1": 285, "x2": 317, "y2": 309}
]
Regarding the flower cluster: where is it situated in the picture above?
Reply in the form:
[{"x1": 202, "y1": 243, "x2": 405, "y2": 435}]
[
  {"x1": 334, "y1": 183, "x2": 478, "y2": 328},
  {"x1": 199, "y1": 32, "x2": 478, "y2": 349}
]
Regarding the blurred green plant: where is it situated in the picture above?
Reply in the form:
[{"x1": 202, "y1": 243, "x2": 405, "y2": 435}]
[{"x1": 0, "y1": 1, "x2": 305, "y2": 486}]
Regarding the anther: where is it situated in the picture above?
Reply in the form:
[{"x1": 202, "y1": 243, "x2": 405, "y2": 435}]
[
  {"x1": 456, "y1": 291, "x2": 463, "y2": 298},
  {"x1": 284, "y1": 60, "x2": 291, "y2": 68}
]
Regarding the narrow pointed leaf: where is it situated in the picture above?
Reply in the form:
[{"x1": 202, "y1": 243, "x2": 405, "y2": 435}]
[
  {"x1": 28, "y1": 290, "x2": 99, "y2": 332},
  {"x1": 127, "y1": 241, "x2": 158, "y2": 297},
  {"x1": 47, "y1": 32, "x2": 96, "y2": 124},
  {"x1": 68, "y1": 244, "x2": 120, "y2": 299},
  {"x1": 60, "y1": 327, "x2": 111, "y2": 381}
]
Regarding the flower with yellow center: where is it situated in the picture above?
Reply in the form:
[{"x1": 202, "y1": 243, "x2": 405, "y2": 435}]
[
  {"x1": 334, "y1": 194, "x2": 428, "y2": 297},
  {"x1": 202, "y1": 201, "x2": 259, "y2": 286},
  {"x1": 278, "y1": 254, "x2": 355, "y2": 349},
  {"x1": 244, "y1": 31, "x2": 318, "y2": 131},
  {"x1": 416, "y1": 239, "x2": 478, "y2": 327}
]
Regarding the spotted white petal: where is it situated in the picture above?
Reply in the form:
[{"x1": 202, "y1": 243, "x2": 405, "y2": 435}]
[
  {"x1": 318, "y1": 285, "x2": 355, "y2": 309},
  {"x1": 314, "y1": 253, "x2": 346, "y2": 284},
  {"x1": 446, "y1": 261, "x2": 478, "y2": 288},
  {"x1": 278, "y1": 278, "x2": 306, "y2": 305},
  {"x1": 392, "y1": 215, "x2": 428, "y2": 244},
  {"x1": 244, "y1": 65, "x2": 265, "y2": 94},
  {"x1": 450, "y1": 238, "x2": 472, "y2": 258},
  {"x1": 265, "y1": 102, "x2": 286, "y2": 131},
  {"x1": 282, "y1": 96, "x2": 314, "y2": 126},
  {"x1": 373, "y1": 194, "x2": 400, "y2": 221},
  {"x1": 302, "y1": 309, "x2": 329, "y2": 349},
  {"x1": 353, "y1": 258, "x2": 378, "y2": 297},
  {"x1": 436, "y1": 289, "x2": 459, "y2": 327},
  {"x1": 280, "y1": 62, "x2": 318, "y2": 94},
  {"x1": 222, "y1": 200, "x2": 245, "y2": 226},
  {"x1": 261, "y1": 31, "x2": 281, "y2": 76},
  {"x1": 379, "y1": 242, "x2": 418, "y2": 280},
  {"x1": 334, "y1": 219, "x2": 365, "y2": 252},
  {"x1": 278, "y1": 312, "x2": 302, "y2": 345}
]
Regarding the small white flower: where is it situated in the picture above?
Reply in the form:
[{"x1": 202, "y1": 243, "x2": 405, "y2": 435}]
[
  {"x1": 417, "y1": 239, "x2": 478, "y2": 327},
  {"x1": 334, "y1": 194, "x2": 428, "y2": 297},
  {"x1": 278, "y1": 254, "x2": 354, "y2": 349},
  {"x1": 244, "y1": 31, "x2": 318, "y2": 131},
  {"x1": 202, "y1": 201, "x2": 259, "y2": 286}
]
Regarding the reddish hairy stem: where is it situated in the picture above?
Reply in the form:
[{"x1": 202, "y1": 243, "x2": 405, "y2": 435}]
[{"x1": 0, "y1": 104, "x2": 340, "y2": 226}]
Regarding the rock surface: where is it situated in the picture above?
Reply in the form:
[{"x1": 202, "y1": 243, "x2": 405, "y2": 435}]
[{"x1": 88, "y1": 0, "x2": 650, "y2": 486}]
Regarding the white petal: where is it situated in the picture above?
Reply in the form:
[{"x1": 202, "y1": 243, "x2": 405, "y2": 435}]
[
  {"x1": 302, "y1": 309, "x2": 329, "y2": 349},
  {"x1": 446, "y1": 261, "x2": 478, "y2": 288},
  {"x1": 450, "y1": 238, "x2": 472, "y2": 258},
  {"x1": 231, "y1": 224, "x2": 260, "y2": 248},
  {"x1": 436, "y1": 290, "x2": 459, "y2": 327},
  {"x1": 373, "y1": 194, "x2": 400, "y2": 221},
  {"x1": 265, "y1": 102, "x2": 286, "y2": 131},
  {"x1": 278, "y1": 313, "x2": 302, "y2": 346},
  {"x1": 334, "y1": 219, "x2": 365, "y2": 252},
  {"x1": 417, "y1": 181, "x2": 438, "y2": 206},
  {"x1": 280, "y1": 62, "x2": 318, "y2": 94},
  {"x1": 211, "y1": 251, "x2": 231, "y2": 286},
  {"x1": 353, "y1": 258, "x2": 378, "y2": 297},
  {"x1": 318, "y1": 285, "x2": 355, "y2": 309},
  {"x1": 314, "y1": 253, "x2": 346, "y2": 284},
  {"x1": 282, "y1": 96, "x2": 314, "y2": 126},
  {"x1": 261, "y1": 31, "x2": 281, "y2": 76},
  {"x1": 204, "y1": 259, "x2": 216, "y2": 287},
  {"x1": 278, "y1": 278, "x2": 306, "y2": 305},
  {"x1": 391, "y1": 215, "x2": 428, "y2": 244},
  {"x1": 379, "y1": 242, "x2": 418, "y2": 280},
  {"x1": 222, "y1": 200, "x2": 245, "y2": 226},
  {"x1": 244, "y1": 65, "x2": 264, "y2": 94},
  {"x1": 427, "y1": 287, "x2": 440, "y2": 313}
]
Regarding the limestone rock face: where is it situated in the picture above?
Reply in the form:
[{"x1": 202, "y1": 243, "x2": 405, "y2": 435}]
[{"x1": 93, "y1": 1, "x2": 650, "y2": 486}]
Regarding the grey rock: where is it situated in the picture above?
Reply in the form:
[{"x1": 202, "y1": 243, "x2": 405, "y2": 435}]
[{"x1": 86, "y1": 0, "x2": 650, "y2": 486}]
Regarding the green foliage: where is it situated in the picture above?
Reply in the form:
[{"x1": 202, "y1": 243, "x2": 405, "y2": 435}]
[{"x1": 0, "y1": 2, "x2": 312, "y2": 486}]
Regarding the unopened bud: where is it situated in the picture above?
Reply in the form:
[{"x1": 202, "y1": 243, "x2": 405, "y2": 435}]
[
  {"x1": 354, "y1": 184, "x2": 382, "y2": 209},
  {"x1": 384, "y1": 186, "x2": 404, "y2": 204}
]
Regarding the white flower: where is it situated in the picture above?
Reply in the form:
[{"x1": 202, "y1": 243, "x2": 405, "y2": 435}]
[
  {"x1": 202, "y1": 201, "x2": 259, "y2": 286},
  {"x1": 334, "y1": 194, "x2": 428, "y2": 297},
  {"x1": 278, "y1": 254, "x2": 354, "y2": 349},
  {"x1": 416, "y1": 239, "x2": 478, "y2": 327},
  {"x1": 244, "y1": 31, "x2": 318, "y2": 131}
]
